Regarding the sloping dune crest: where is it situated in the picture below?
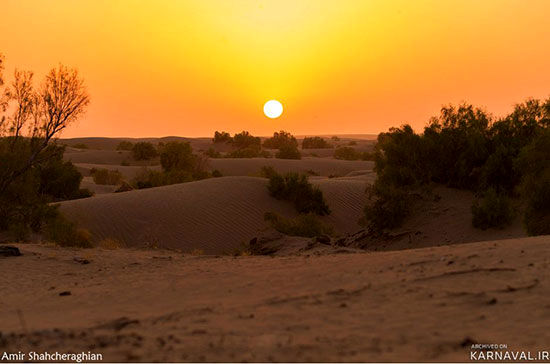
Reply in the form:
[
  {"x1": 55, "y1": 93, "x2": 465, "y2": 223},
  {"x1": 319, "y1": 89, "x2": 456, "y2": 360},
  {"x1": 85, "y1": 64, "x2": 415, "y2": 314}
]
[
  {"x1": 209, "y1": 157, "x2": 373, "y2": 177},
  {"x1": 59, "y1": 176, "x2": 368, "y2": 254}
]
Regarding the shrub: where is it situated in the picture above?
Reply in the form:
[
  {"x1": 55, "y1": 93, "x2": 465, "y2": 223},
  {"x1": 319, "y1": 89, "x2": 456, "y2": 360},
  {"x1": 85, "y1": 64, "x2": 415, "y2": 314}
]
[
  {"x1": 116, "y1": 141, "x2": 134, "y2": 151},
  {"x1": 275, "y1": 144, "x2": 301, "y2": 159},
  {"x1": 263, "y1": 130, "x2": 298, "y2": 149},
  {"x1": 132, "y1": 142, "x2": 158, "y2": 160},
  {"x1": 204, "y1": 147, "x2": 221, "y2": 158},
  {"x1": 267, "y1": 171, "x2": 330, "y2": 215},
  {"x1": 471, "y1": 188, "x2": 514, "y2": 230},
  {"x1": 517, "y1": 131, "x2": 550, "y2": 235},
  {"x1": 334, "y1": 146, "x2": 362, "y2": 160},
  {"x1": 211, "y1": 169, "x2": 223, "y2": 178},
  {"x1": 0, "y1": 141, "x2": 91, "y2": 240},
  {"x1": 260, "y1": 165, "x2": 277, "y2": 178},
  {"x1": 302, "y1": 136, "x2": 332, "y2": 149},
  {"x1": 44, "y1": 214, "x2": 93, "y2": 248},
  {"x1": 120, "y1": 160, "x2": 130, "y2": 166},
  {"x1": 362, "y1": 183, "x2": 410, "y2": 231},
  {"x1": 348, "y1": 141, "x2": 357, "y2": 146},
  {"x1": 213, "y1": 131, "x2": 232, "y2": 143},
  {"x1": 98, "y1": 238, "x2": 125, "y2": 249},
  {"x1": 160, "y1": 142, "x2": 194, "y2": 172},
  {"x1": 90, "y1": 168, "x2": 123, "y2": 185},
  {"x1": 264, "y1": 211, "x2": 333, "y2": 238},
  {"x1": 226, "y1": 145, "x2": 262, "y2": 158},
  {"x1": 72, "y1": 143, "x2": 88, "y2": 149},
  {"x1": 232, "y1": 131, "x2": 261, "y2": 149}
]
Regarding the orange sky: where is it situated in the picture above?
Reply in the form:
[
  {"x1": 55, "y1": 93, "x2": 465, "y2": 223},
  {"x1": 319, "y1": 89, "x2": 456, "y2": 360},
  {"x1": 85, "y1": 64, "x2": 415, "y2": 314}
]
[{"x1": 1, "y1": 0, "x2": 550, "y2": 137}]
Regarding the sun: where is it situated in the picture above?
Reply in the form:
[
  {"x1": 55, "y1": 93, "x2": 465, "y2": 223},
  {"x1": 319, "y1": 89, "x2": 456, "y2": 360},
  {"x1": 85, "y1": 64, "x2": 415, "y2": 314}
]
[{"x1": 263, "y1": 100, "x2": 283, "y2": 118}]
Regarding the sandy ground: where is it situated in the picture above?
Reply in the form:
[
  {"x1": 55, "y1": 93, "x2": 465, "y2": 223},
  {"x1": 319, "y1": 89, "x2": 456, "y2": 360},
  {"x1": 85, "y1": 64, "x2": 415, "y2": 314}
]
[
  {"x1": 1, "y1": 236, "x2": 550, "y2": 362},
  {"x1": 58, "y1": 176, "x2": 369, "y2": 253}
]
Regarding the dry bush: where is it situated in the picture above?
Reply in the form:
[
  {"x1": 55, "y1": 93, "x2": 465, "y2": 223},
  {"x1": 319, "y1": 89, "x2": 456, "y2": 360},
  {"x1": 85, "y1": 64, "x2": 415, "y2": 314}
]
[{"x1": 98, "y1": 238, "x2": 126, "y2": 250}]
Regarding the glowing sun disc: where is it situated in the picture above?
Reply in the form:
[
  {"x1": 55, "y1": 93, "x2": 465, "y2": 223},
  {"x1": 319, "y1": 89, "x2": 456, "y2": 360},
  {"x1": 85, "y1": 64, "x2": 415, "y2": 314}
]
[{"x1": 263, "y1": 100, "x2": 283, "y2": 118}]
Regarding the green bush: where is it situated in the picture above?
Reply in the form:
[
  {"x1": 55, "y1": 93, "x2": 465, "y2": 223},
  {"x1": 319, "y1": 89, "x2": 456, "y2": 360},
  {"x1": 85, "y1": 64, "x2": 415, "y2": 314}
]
[
  {"x1": 232, "y1": 131, "x2": 261, "y2": 149},
  {"x1": 90, "y1": 168, "x2": 123, "y2": 185},
  {"x1": 0, "y1": 141, "x2": 92, "y2": 240},
  {"x1": 160, "y1": 142, "x2": 194, "y2": 172},
  {"x1": 263, "y1": 130, "x2": 297, "y2": 149},
  {"x1": 45, "y1": 214, "x2": 93, "y2": 248},
  {"x1": 334, "y1": 146, "x2": 362, "y2": 160},
  {"x1": 264, "y1": 211, "x2": 333, "y2": 238},
  {"x1": 213, "y1": 131, "x2": 232, "y2": 143},
  {"x1": 132, "y1": 142, "x2": 158, "y2": 160},
  {"x1": 471, "y1": 188, "x2": 514, "y2": 230},
  {"x1": 226, "y1": 145, "x2": 263, "y2": 158},
  {"x1": 302, "y1": 136, "x2": 332, "y2": 149},
  {"x1": 116, "y1": 141, "x2": 134, "y2": 151},
  {"x1": 267, "y1": 171, "x2": 330, "y2": 215},
  {"x1": 362, "y1": 183, "x2": 410, "y2": 231},
  {"x1": 517, "y1": 131, "x2": 550, "y2": 235},
  {"x1": 204, "y1": 147, "x2": 221, "y2": 158},
  {"x1": 275, "y1": 144, "x2": 301, "y2": 159}
]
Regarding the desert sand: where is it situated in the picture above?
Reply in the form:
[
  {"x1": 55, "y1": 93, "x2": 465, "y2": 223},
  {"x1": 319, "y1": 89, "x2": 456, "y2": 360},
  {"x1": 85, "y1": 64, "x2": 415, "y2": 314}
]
[
  {"x1": 2, "y1": 236, "x2": 550, "y2": 362},
  {"x1": 1, "y1": 136, "x2": 545, "y2": 362}
]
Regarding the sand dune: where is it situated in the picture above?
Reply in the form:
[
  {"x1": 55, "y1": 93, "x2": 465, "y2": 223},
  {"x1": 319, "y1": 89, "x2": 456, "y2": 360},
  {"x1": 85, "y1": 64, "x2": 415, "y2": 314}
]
[
  {"x1": 64, "y1": 149, "x2": 134, "y2": 165},
  {"x1": 74, "y1": 163, "x2": 161, "y2": 180},
  {"x1": 59, "y1": 176, "x2": 368, "y2": 253},
  {"x1": 209, "y1": 157, "x2": 373, "y2": 177},
  {"x1": 61, "y1": 176, "x2": 368, "y2": 251},
  {"x1": 2, "y1": 235, "x2": 549, "y2": 361}
]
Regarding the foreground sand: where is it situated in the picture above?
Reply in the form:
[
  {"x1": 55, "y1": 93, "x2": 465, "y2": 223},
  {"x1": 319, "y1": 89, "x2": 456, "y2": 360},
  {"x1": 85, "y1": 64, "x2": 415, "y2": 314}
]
[{"x1": 2, "y1": 236, "x2": 549, "y2": 362}]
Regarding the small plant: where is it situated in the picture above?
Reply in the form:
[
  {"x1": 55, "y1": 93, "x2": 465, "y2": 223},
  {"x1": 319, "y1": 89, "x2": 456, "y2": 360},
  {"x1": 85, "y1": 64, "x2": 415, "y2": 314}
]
[
  {"x1": 132, "y1": 142, "x2": 158, "y2": 160},
  {"x1": 45, "y1": 214, "x2": 93, "y2": 248},
  {"x1": 334, "y1": 146, "x2": 361, "y2": 160},
  {"x1": 362, "y1": 183, "x2": 410, "y2": 231},
  {"x1": 120, "y1": 160, "x2": 130, "y2": 166},
  {"x1": 204, "y1": 147, "x2": 221, "y2": 158},
  {"x1": 302, "y1": 136, "x2": 332, "y2": 149},
  {"x1": 263, "y1": 130, "x2": 298, "y2": 149},
  {"x1": 275, "y1": 144, "x2": 301, "y2": 160},
  {"x1": 211, "y1": 169, "x2": 223, "y2": 178},
  {"x1": 98, "y1": 238, "x2": 125, "y2": 250},
  {"x1": 213, "y1": 131, "x2": 232, "y2": 143},
  {"x1": 72, "y1": 143, "x2": 88, "y2": 149},
  {"x1": 190, "y1": 248, "x2": 204, "y2": 255},
  {"x1": 90, "y1": 168, "x2": 123, "y2": 185},
  {"x1": 267, "y1": 171, "x2": 330, "y2": 215},
  {"x1": 264, "y1": 211, "x2": 333, "y2": 237},
  {"x1": 116, "y1": 141, "x2": 134, "y2": 151},
  {"x1": 471, "y1": 188, "x2": 514, "y2": 230}
]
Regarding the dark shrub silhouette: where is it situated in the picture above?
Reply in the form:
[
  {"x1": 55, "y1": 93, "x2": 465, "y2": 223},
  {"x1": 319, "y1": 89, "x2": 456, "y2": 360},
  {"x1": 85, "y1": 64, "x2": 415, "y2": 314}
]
[
  {"x1": 264, "y1": 211, "x2": 333, "y2": 237},
  {"x1": 276, "y1": 144, "x2": 301, "y2": 159},
  {"x1": 263, "y1": 130, "x2": 297, "y2": 149},
  {"x1": 213, "y1": 131, "x2": 232, "y2": 143},
  {"x1": 132, "y1": 142, "x2": 158, "y2": 160},
  {"x1": 267, "y1": 171, "x2": 330, "y2": 215},
  {"x1": 302, "y1": 136, "x2": 332, "y2": 149},
  {"x1": 91, "y1": 168, "x2": 123, "y2": 185},
  {"x1": 232, "y1": 131, "x2": 261, "y2": 149},
  {"x1": 160, "y1": 142, "x2": 194, "y2": 172},
  {"x1": 363, "y1": 98, "x2": 550, "y2": 235},
  {"x1": 471, "y1": 188, "x2": 514, "y2": 230},
  {"x1": 116, "y1": 141, "x2": 134, "y2": 151}
]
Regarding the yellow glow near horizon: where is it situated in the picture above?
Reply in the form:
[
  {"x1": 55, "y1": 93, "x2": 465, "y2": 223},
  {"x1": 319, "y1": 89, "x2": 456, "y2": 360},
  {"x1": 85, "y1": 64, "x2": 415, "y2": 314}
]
[{"x1": 1, "y1": 0, "x2": 550, "y2": 137}]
